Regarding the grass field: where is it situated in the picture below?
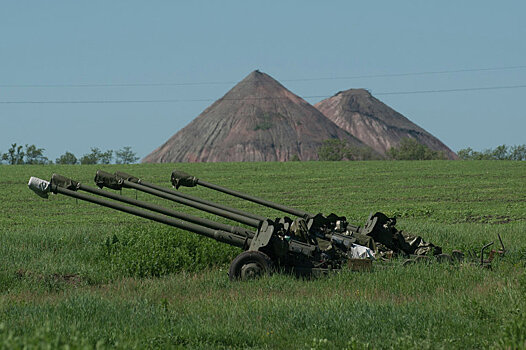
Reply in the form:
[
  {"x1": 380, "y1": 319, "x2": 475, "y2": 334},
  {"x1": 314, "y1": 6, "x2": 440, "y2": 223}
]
[{"x1": 1, "y1": 161, "x2": 525, "y2": 349}]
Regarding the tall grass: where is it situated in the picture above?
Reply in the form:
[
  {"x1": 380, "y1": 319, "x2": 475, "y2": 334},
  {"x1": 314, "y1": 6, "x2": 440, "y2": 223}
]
[{"x1": 0, "y1": 161, "x2": 525, "y2": 348}]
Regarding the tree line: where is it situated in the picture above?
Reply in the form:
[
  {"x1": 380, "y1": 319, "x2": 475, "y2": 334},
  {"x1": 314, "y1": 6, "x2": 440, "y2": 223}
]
[
  {"x1": 317, "y1": 138, "x2": 526, "y2": 161},
  {"x1": 3, "y1": 140, "x2": 525, "y2": 164},
  {"x1": 0, "y1": 143, "x2": 139, "y2": 165},
  {"x1": 317, "y1": 138, "x2": 446, "y2": 161},
  {"x1": 457, "y1": 144, "x2": 526, "y2": 160}
]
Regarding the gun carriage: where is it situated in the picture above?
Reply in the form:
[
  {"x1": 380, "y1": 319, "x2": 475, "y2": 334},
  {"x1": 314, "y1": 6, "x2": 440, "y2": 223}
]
[{"x1": 28, "y1": 170, "x2": 439, "y2": 280}]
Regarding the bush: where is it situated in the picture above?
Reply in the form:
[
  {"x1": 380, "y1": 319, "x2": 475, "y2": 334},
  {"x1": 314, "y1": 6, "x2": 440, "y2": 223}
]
[
  {"x1": 318, "y1": 139, "x2": 378, "y2": 161},
  {"x1": 318, "y1": 139, "x2": 349, "y2": 161},
  {"x1": 387, "y1": 138, "x2": 446, "y2": 160}
]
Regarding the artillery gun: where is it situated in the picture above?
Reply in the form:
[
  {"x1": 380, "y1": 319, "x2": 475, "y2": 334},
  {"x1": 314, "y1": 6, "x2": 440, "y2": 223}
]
[{"x1": 28, "y1": 170, "x2": 435, "y2": 280}]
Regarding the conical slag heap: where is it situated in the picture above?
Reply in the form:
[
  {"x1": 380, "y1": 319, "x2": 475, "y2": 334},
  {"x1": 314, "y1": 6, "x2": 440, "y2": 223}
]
[
  {"x1": 314, "y1": 89, "x2": 458, "y2": 159},
  {"x1": 143, "y1": 71, "x2": 368, "y2": 162}
]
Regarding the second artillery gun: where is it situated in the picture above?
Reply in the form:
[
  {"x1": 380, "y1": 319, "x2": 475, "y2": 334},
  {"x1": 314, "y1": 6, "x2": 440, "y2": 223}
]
[{"x1": 28, "y1": 170, "x2": 440, "y2": 280}]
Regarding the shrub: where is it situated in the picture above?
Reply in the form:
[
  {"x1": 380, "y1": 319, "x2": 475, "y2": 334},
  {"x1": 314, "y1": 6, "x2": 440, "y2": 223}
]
[
  {"x1": 318, "y1": 139, "x2": 379, "y2": 161},
  {"x1": 387, "y1": 138, "x2": 446, "y2": 160}
]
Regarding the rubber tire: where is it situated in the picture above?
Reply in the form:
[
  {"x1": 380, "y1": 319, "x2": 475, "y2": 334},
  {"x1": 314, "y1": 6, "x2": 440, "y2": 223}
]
[{"x1": 228, "y1": 251, "x2": 274, "y2": 281}]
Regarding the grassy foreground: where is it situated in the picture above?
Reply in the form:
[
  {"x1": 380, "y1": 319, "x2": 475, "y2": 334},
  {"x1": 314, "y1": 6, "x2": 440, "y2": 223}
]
[{"x1": 0, "y1": 161, "x2": 525, "y2": 349}]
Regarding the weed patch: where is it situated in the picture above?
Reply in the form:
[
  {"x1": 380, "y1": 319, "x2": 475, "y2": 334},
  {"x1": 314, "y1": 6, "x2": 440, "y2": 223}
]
[{"x1": 101, "y1": 225, "x2": 240, "y2": 277}]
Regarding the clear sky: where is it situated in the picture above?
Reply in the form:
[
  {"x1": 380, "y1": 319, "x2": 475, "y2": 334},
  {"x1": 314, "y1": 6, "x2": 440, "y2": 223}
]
[{"x1": 1, "y1": 1, "x2": 525, "y2": 161}]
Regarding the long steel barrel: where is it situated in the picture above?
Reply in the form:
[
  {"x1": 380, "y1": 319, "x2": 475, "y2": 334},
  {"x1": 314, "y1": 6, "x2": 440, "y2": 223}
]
[
  {"x1": 171, "y1": 170, "x2": 313, "y2": 218},
  {"x1": 123, "y1": 180, "x2": 262, "y2": 228},
  {"x1": 50, "y1": 174, "x2": 255, "y2": 238},
  {"x1": 49, "y1": 182, "x2": 249, "y2": 248},
  {"x1": 94, "y1": 171, "x2": 262, "y2": 228},
  {"x1": 115, "y1": 172, "x2": 266, "y2": 222}
]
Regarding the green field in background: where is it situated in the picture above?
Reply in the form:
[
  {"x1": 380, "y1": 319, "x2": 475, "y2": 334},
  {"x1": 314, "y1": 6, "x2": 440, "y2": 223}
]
[{"x1": 1, "y1": 161, "x2": 525, "y2": 349}]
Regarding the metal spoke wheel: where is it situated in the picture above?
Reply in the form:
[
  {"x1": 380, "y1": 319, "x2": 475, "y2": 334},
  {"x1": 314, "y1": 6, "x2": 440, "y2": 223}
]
[{"x1": 228, "y1": 251, "x2": 273, "y2": 281}]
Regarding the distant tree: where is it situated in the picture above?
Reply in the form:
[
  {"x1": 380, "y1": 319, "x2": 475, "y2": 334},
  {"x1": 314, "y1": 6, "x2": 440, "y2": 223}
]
[
  {"x1": 491, "y1": 145, "x2": 509, "y2": 160},
  {"x1": 458, "y1": 144, "x2": 526, "y2": 160},
  {"x1": 457, "y1": 147, "x2": 475, "y2": 160},
  {"x1": 1, "y1": 143, "x2": 52, "y2": 164},
  {"x1": 457, "y1": 147, "x2": 493, "y2": 160},
  {"x1": 387, "y1": 138, "x2": 446, "y2": 160},
  {"x1": 318, "y1": 139, "x2": 379, "y2": 161},
  {"x1": 56, "y1": 151, "x2": 78, "y2": 165},
  {"x1": 80, "y1": 147, "x2": 113, "y2": 164},
  {"x1": 115, "y1": 146, "x2": 139, "y2": 164},
  {"x1": 79, "y1": 149, "x2": 98, "y2": 164},
  {"x1": 24, "y1": 144, "x2": 50, "y2": 164},
  {"x1": 318, "y1": 139, "x2": 349, "y2": 161},
  {"x1": 2, "y1": 143, "x2": 25, "y2": 164},
  {"x1": 509, "y1": 144, "x2": 526, "y2": 161},
  {"x1": 99, "y1": 149, "x2": 113, "y2": 164}
]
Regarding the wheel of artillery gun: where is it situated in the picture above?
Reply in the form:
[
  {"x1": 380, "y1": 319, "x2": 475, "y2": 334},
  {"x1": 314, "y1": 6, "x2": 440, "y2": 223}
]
[{"x1": 229, "y1": 251, "x2": 274, "y2": 281}]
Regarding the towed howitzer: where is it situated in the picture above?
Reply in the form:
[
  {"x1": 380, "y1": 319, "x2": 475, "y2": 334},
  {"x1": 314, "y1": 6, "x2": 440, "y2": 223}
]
[{"x1": 28, "y1": 170, "x2": 432, "y2": 280}]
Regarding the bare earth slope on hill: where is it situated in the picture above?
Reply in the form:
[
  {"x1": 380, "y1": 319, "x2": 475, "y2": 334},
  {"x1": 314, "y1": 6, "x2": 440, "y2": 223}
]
[
  {"x1": 315, "y1": 89, "x2": 458, "y2": 159},
  {"x1": 143, "y1": 71, "x2": 369, "y2": 163}
]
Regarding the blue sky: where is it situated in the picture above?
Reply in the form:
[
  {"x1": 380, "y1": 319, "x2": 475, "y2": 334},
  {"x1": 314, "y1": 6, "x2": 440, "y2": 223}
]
[{"x1": 1, "y1": 1, "x2": 525, "y2": 161}]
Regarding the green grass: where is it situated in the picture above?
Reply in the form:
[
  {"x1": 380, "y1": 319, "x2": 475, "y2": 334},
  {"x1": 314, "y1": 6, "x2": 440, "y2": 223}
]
[{"x1": 1, "y1": 161, "x2": 525, "y2": 349}]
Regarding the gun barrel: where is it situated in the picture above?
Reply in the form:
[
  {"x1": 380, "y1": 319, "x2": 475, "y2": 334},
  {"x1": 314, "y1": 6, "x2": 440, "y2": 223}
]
[
  {"x1": 115, "y1": 171, "x2": 265, "y2": 222},
  {"x1": 200, "y1": 179, "x2": 311, "y2": 218},
  {"x1": 123, "y1": 179, "x2": 262, "y2": 228},
  {"x1": 50, "y1": 174, "x2": 255, "y2": 238},
  {"x1": 49, "y1": 182, "x2": 249, "y2": 248},
  {"x1": 172, "y1": 170, "x2": 312, "y2": 218},
  {"x1": 94, "y1": 170, "x2": 262, "y2": 228}
]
